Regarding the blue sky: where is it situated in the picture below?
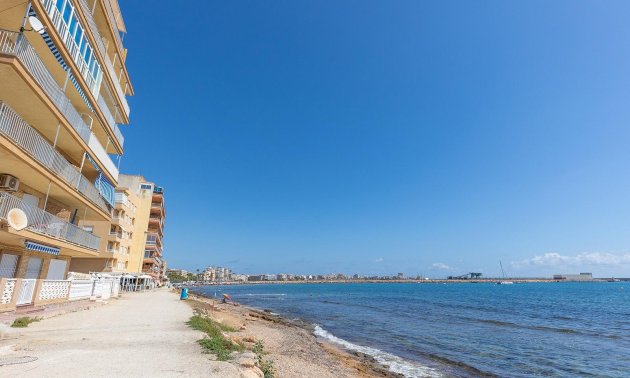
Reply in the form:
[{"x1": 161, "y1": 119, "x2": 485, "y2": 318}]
[{"x1": 118, "y1": 1, "x2": 630, "y2": 277}]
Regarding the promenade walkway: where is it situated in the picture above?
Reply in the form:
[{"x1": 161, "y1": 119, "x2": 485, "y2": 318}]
[{"x1": 0, "y1": 289, "x2": 242, "y2": 377}]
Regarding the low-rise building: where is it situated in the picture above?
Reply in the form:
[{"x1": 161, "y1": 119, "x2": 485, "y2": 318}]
[{"x1": 553, "y1": 273, "x2": 593, "y2": 281}]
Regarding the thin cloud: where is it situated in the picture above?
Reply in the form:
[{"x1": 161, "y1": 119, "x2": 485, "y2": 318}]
[
  {"x1": 512, "y1": 252, "x2": 630, "y2": 268},
  {"x1": 374, "y1": 257, "x2": 384, "y2": 263},
  {"x1": 431, "y1": 262, "x2": 451, "y2": 270}
]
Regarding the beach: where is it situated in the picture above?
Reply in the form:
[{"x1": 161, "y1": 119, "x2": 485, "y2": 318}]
[{"x1": 0, "y1": 288, "x2": 395, "y2": 378}]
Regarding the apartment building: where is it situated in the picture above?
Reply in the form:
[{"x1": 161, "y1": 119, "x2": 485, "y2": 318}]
[
  {"x1": 70, "y1": 186, "x2": 138, "y2": 273},
  {"x1": 0, "y1": 0, "x2": 133, "y2": 306},
  {"x1": 118, "y1": 175, "x2": 167, "y2": 284}
]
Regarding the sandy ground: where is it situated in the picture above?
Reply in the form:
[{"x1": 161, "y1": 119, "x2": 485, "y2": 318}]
[
  {"x1": 0, "y1": 289, "x2": 398, "y2": 378},
  {"x1": 0, "y1": 289, "x2": 242, "y2": 378},
  {"x1": 189, "y1": 294, "x2": 399, "y2": 378}
]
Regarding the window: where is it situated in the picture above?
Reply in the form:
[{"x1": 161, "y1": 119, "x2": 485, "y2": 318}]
[
  {"x1": 74, "y1": 25, "x2": 83, "y2": 45},
  {"x1": 56, "y1": 0, "x2": 65, "y2": 12},
  {"x1": 140, "y1": 184, "x2": 152, "y2": 191},
  {"x1": 0, "y1": 253, "x2": 19, "y2": 278},
  {"x1": 69, "y1": 15, "x2": 77, "y2": 36},
  {"x1": 82, "y1": 225, "x2": 93, "y2": 233},
  {"x1": 47, "y1": 259, "x2": 67, "y2": 280},
  {"x1": 25, "y1": 257, "x2": 42, "y2": 279},
  {"x1": 84, "y1": 45, "x2": 91, "y2": 63},
  {"x1": 62, "y1": 3, "x2": 72, "y2": 23}
]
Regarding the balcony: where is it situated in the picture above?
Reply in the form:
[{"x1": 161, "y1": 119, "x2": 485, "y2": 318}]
[
  {"x1": 36, "y1": 0, "x2": 127, "y2": 148},
  {"x1": 0, "y1": 192, "x2": 100, "y2": 250},
  {"x1": 39, "y1": 0, "x2": 131, "y2": 119},
  {"x1": 0, "y1": 29, "x2": 118, "y2": 182},
  {"x1": 0, "y1": 102, "x2": 109, "y2": 213},
  {"x1": 73, "y1": 0, "x2": 131, "y2": 119}
]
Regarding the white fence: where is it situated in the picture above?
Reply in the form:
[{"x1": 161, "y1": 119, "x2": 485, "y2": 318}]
[
  {"x1": 68, "y1": 279, "x2": 94, "y2": 301},
  {"x1": 38, "y1": 280, "x2": 71, "y2": 301},
  {"x1": 1, "y1": 276, "x2": 122, "y2": 309}
]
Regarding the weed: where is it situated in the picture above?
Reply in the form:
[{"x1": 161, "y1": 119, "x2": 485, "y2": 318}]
[
  {"x1": 252, "y1": 340, "x2": 276, "y2": 378},
  {"x1": 187, "y1": 315, "x2": 243, "y2": 360},
  {"x1": 11, "y1": 317, "x2": 39, "y2": 328}
]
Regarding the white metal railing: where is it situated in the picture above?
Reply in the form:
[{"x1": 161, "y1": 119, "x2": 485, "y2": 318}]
[
  {"x1": 16, "y1": 279, "x2": 36, "y2": 305},
  {"x1": 0, "y1": 30, "x2": 91, "y2": 141},
  {"x1": 42, "y1": 0, "x2": 126, "y2": 147},
  {"x1": 38, "y1": 279, "x2": 71, "y2": 300},
  {"x1": 0, "y1": 192, "x2": 100, "y2": 250},
  {"x1": 39, "y1": 0, "x2": 101, "y2": 96},
  {"x1": 0, "y1": 29, "x2": 118, "y2": 180},
  {"x1": 0, "y1": 102, "x2": 109, "y2": 212},
  {"x1": 99, "y1": 0, "x2": 124, "y2": 62},
  {"x1": 74, "y1": 0, "x2": 130, "y2": 118},
  {"x1": 96, "y1": 93, "x2": 124, "y2": 147}
]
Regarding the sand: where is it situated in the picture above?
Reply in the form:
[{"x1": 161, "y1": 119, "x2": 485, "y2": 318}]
[{"x1": 0, "y1": 288, "x2": 398, "y2": 377}]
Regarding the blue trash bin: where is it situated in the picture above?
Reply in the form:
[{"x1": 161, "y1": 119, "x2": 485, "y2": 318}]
[{"x1": 180, "y1": 287, "x2": 188, "y2": 300}]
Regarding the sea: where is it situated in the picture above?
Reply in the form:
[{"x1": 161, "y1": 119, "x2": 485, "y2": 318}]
[{"x1": 192, "y1": 282, "x2": 630, "y2": 377}]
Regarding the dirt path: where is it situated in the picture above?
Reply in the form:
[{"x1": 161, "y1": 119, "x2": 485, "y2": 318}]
[{"x1": 0, "y1": 289, "x2": 242, "y2": 378}]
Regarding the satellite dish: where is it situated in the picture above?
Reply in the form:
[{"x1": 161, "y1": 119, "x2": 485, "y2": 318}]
[
  {"x1": 7, "y1": 208, "x2": 28, "y2": 231},
  {"x1": 28, "y1": 16, "x2": 45, "y2": 34}
]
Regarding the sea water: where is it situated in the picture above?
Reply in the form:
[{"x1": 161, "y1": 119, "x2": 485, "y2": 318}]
[{"x1": 194, "y1": 282, "x2": 630, "y2": 377}]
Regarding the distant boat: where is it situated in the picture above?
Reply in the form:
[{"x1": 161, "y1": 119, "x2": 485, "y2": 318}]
[{"x1": 497, "y1": 261, "x2": 514, "y2": 285}]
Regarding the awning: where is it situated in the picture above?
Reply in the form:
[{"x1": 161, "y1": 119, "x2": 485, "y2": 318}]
[{"x1": 25, "y1": 241, "x2": 60, "y2": 256}]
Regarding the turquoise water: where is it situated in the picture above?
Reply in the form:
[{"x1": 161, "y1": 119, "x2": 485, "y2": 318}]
[{"x1": 194, "y1": 282, "x2": 630, "y2": 377}]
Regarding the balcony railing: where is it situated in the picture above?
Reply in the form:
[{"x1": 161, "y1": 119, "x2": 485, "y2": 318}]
[
  {"x1": 38, "y1": 0, "x2": 100, "y2": 96},
  {"x1": 96, "y1": 93, "x2": 124, "y2": 147},
  {"x1": 0, "y1": 29, "x2": 118, "y2": 180},
  {"x1": 0, "y1": 102, "x2": 109, "y2": 213},
  {"x1": 99, "y1": 0, "x2": 125, "y2": 61},
  {"x1": 39, "y1": 0, "x2": 127, "y2": 148},
  {"x1": 73, "y1": 0, "x2": 130, "y2": 118},
  {"x1": 0, "y1": 192, "x2": 100, "y2": 250},
  {"x1": 0, "y1": 30, "x2": 90, "y2": 141}
]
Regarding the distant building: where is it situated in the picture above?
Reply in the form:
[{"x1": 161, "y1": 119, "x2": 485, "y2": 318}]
[
  {"x1": 202, "y1": 266, "x2": 232, "y2": 282},
  {"x1": 397, "y1": 273, "x2": 405, "y2": 279},
  {"x1": 167, "y1": 269, "x2": 188, "y2": 276},
  {"x1": 553, "y1": 273, "x2": 593, "y2": 281}
]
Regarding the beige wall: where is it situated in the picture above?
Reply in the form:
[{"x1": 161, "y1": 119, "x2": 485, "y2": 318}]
[{"x1": 119, "y1": 175, "x2": 151, "y2": 274}]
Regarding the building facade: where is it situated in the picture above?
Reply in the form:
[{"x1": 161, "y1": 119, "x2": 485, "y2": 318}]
[
  {"x1": 0, "y1": 0, "x2": 133, "y2": 279},
  {"x1": 0, "y1": 0, "x2": 133, "y2": 302},
  {"x1": 117, "y1": 175, "x2": 167, "y2": 284}
]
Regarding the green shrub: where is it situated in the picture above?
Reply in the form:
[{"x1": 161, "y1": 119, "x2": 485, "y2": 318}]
[
  {"x1": 187, "y1": 315, "x2": 242, "y2": 360},
  {"x1": 11, "y1": 317, "x2": 39, "y2": 328},
  {"x1": 252, "y1": 340, "x2": 276, "y2": 378}
]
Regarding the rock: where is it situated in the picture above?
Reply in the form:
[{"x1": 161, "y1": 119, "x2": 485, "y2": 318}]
[
  {"x1": 240, "y1": 352, "x2": 256, "y2": 359},
  {"x1": 238, "y1": 356, "x2": 257, "y2": 368},
  {"x1": 240, "y1": 325, "x2": 247, "y2": 330},
  {"x1": 242, "y1": 336, "x2": 256, "y2": 343},
  {"x1": 239, "y1": 366, "x2": 264, "y2": 378}
]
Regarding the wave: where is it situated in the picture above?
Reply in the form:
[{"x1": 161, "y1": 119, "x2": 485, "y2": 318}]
[{"x1": 313, "y1": 325, "x2": 442, "y2": 378}]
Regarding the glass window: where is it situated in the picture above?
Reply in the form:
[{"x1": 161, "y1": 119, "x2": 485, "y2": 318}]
[
  {"x1": 69, "y1": 16, "x2": 77, "y2": 36},
  {"x1": 63, "y1": 3, "x2": 72, "y2": 23},
  {"x1": 92, "y1": 61, "x2": 100, "y2": 77},
  {"x1": 74, "y1": 26, "x2": 83, "y2": 45},
  {"x1": 84, "y1": 45, "x2": 91, "y2": 63},
  {"x1": 79, "y1": 36, "x2": 86, "y2": 52},
  {"x1": 56, "y1": 0, "x2": 65, "y2": 12}
]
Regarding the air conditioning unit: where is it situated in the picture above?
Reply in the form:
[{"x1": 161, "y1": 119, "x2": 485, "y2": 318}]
[{"x1": 0, "y1": 174, "x2": 19, "y2": 191}]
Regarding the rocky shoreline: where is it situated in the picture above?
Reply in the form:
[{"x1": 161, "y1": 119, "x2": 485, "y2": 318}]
[{"x1": 187, "y1": 292, "x2": 404, "y2": 378}]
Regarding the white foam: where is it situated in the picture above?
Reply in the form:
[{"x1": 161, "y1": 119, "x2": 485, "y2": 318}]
[{"x1": 314, "y1": 325, "x2": 442, "y2": 378}]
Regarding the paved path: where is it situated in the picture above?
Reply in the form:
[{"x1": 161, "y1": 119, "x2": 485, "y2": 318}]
[{"x1": 0, "y1": 289, "x2": 242, "y2": 377}]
